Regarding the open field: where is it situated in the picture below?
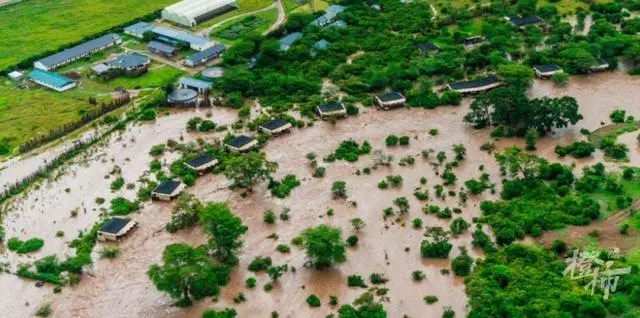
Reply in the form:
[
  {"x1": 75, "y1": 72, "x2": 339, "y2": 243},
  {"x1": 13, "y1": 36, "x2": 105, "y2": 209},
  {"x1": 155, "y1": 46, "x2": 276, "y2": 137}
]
[
  {"x1": 283, "y1": 0, "x2": 329, "y2": 14},
  {"x1": 0, "y1": 0, "x2": 174, "y2": 71},
  {"x1": 211, "y1": 8, "x2": 279, "y2": 45},
  {"x1": 197, "y1": 0, "x2": 274, "y2": 29}
]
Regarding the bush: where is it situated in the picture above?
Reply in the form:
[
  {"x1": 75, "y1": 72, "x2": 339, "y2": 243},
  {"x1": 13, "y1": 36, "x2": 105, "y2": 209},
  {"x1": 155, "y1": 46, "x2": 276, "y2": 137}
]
[
  {"x1": 554, "y1": 141, "x2": 595, "y2": 158},
  {"x1": 248, "y1": 256, "x2": 272, "y2": 272},
  {"x1": 334, "y1": 140, "x2": 371, "y2": 162},
  {"x1": 347, "y1": 275, "x2": 367, "y2": 288},
  {"x1": 276, "y1": 244, "x2": 291, "y2": 253},
  {"x1": 412, "y1": 218, "x2": 423, "y2": 229},
  {"x1": 245, "y1": 277, "x2": 257, "y2": 288},
  {"x1": 198, "y1": 120, "x2": 216, "y2": 132},
  {"x1": 35, "y1": 303, "x2": 52, "y2": 317},
  {"x1": 385, "y1": 135, "x2": 399, "y2": 146},
  {"x1": 110, "y1": 177, "x2": 125, "y2": 191},
  {"x1": 110, "y1": 197, "x2": 140, "y2": 215},
  {"x1": 269, "y1": 175, "x2": 301, "y2": 198},
  {"x1": 7, "y1": 237, "x2": 44, "y2": 254},
  {"x1": 304, "y1": 294, "x2": 322, "y2": 308},
  {"x1": 313, "y1": 167, "x2": 325, "y2": 178},
  {"x1": 412, "y1": 270, "x2": 426, "y2": 281},
  {"x1": 449, "y1": 218, "x2": 470, "y2": 235},
  {"x1": 451, "y1": 247, "x2": 473, "y2": 276},
  {"x1": 551, "y1": 72, "x2": 569, "y2": 86},
  {"x1": 139, "y1": 108, "x2": 157, "y2": 121},
  {"x1": 263, "y1": 210, "x2": 276, "y2": 224},
  {"x1": 149, "y1": 144, "x2": 166, "y2": 156},
  {"x1": 610, "y1": 109, "x2": 626, "y2": 123},
  {"x1": 370, "y1": 273, "x2": 388, "y2": 284},
  {"x1": 346, "y1": 235, "x2": 359, "y2": 247},
  {"x1": 332, "y1": 181, "x2": 347, "y2": 199},
  {"x1": 99, "y1": 247, "x2": 120, "y2": 259},
  {"x1": 399, "y1": 136, "x2": 410, "y2": 145},
  {"x1": 424, "y1": 296, "x2": 439, "y2": 304}
]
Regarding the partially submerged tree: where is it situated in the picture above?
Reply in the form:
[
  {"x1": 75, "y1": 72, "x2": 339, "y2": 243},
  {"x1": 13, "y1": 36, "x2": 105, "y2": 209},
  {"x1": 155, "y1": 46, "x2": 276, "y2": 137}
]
[
  {"x1": 200, "y1": 203, "x2": 248, "y2": 265},
  {"x1": 495, "y1": 147, "x2": 546, "y2": 180},
  {"x1": 301, "y1": 224, "x2": 346, "y2": 269},
  {"x1": 147, "y1": 243, "x2": 230, "y2": 307},
  {"x1": 223, "y1": 152, "x2": 278, "y2": 189}
]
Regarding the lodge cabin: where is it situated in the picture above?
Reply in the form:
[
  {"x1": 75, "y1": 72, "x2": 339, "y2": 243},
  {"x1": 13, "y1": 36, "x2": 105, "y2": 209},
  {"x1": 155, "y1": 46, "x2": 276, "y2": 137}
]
[
  {"x1": 374, "y1": 92, "x2": 406, "y2": 110},
  {"x1": 259, "y1": 119, "x2": 293, "y2": 135},
  {"x1": 533, "y1": 64, "x2": 562, "y2": 78},
  {"x1": 91, "y1": 53, "x2": 150, "y2": 78},
  {"x1": 184, "y1": 153, "x2": 218, "y2": 173},
  {"x1": 447, "y1": 75, "x2": 502, "y2": 95},
  {"x1": 317, "y1": 102, "x2": 347, "y2": 119},
  {"x1": 463, "y1": 36, "x2": 486, "y2": 48},
  {"x1": 590, "y1": 58, "x2": 610, "y2": 72},
  {"x1": 148, "y1": 41, "x2": 178, "y2": 57},
  {"x1": 97, "y1": 217, "x2": 137, "y2": 241},
  {"x1": 505, "y1": 16, "x2": 544, "y2": 29},
  {"x1": 152, "y1": 179, "x2": 185, "y2": 201},
  {"x1": 226, "y1": 135, "x2": 258, "y2": 152}
]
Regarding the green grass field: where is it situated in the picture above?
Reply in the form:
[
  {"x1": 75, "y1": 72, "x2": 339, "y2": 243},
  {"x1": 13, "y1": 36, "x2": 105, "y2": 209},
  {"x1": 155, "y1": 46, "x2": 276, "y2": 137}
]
[
  {"x1": 197, "y1": 0, "x2": 274, "y2": 29},
  {"x1": 0, "y1": 0, "x2": 174, "y2": 71},
  {"x1": 211, "y1": 8, "x2": 279, "y2": 45},
  {"x1": 108, "y1": 65, "x2": 185, "y2": 89}
]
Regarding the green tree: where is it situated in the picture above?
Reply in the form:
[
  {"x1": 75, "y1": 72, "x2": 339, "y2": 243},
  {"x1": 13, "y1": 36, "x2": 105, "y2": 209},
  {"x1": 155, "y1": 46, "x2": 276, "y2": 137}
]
[
  {"x1": 202, "y1": 308, "x2": 237, "y2": 318},
  {"x1": 301, "y1": 225, "x2": 347, "y2": 269},
  {"x1": 524, "y1": 128, "x2": 539, "y2": 151},
  {"x1": 338, "y1": 292, "x2": 387, "y2": 318},
  {"x1": 495, "y1": 147, "x2": 546, "y2": 180},
  {"x1": 451, "y1": 247, "x2": 473, "y2": 276},
  {"x1": 223, "y1": 152, "x2": 278, "y2": 189},
  {"x1": 497, "y1": 63, "x2": 534, "y2": 89},
  {"x1": 147, "y1": 243, "x2": 230, "y2": 307},
  {"x1": 200, "y1": 203, "x2": 248, "y2": 265}
]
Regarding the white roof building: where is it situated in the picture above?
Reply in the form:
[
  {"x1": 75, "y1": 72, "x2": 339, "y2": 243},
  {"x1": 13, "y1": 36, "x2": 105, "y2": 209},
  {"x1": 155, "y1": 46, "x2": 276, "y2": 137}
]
[{"x1": 162, "y1": 0, "x2": 238, "y2": 27}]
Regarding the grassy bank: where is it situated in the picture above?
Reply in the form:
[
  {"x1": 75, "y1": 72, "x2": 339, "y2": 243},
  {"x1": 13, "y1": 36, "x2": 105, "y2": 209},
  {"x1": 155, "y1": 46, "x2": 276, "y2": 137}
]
[
  {"x1": 197, "y1": 0, "x2": 274, "y2": 30},
  {"x1": 0, "y1": 0, "x2": 174, "y2": 71}
]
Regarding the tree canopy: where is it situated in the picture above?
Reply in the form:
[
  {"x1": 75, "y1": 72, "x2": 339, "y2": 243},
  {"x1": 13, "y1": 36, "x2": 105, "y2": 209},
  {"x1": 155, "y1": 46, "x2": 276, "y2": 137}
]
[
  {"x1": 199, "y1": 203, "x2": 248, "y2": 265},
  {"x1": 301, "y1": 224, "x2": 347, "y2": 269}
]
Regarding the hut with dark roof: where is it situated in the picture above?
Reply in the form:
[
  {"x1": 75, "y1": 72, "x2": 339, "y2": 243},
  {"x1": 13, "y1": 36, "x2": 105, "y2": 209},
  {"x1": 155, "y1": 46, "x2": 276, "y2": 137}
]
[
  {"x1": 533, "y1": 64, "x2": 562, "y2": 78},
  {"x1": 417, "y1": 43, "x2": 439, "y2": 55},
  {"x1": 374, "y1": 92, "x2": 406, "y2": 110},
  {"x1": 97, "y1": 217, "x2": 137, "y2": 241},
  {"x1": 226, "y1": 135, "x2": 258, "y2": 152},
  {"x1": 259, "y1": 119, "x2": 293, "y2": 135},
  {"x1": 590, "y1": 58, "x2": 610, "y2": 72},
  {"x1": 152, "y1": 179, "x2": 185, "y2": 201},
  {"x1": 447, "y1": 75, "x2": 502, "y2": 94},
  {"x1": 184, "y1": 153, "x2": 218, "y2": 173},
  {"x1": 317, "y1": 102, "x2": 347, "y2": 119}
]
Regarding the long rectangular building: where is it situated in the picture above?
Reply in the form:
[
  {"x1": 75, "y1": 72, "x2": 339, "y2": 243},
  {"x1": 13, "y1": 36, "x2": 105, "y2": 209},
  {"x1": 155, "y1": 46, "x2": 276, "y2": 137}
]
[
  {"x1": 28, "y1": 69, "x2": 76, "y2": 92},
  {"x1": 152, "y1": 26, "x2": 214, "y2": 51},
  {"x1": 185, "y1": 44, "x2": 226, "y2": 67},
  {"x1": 163, "y1": 0, "x2": 238, "y2": 27},
  {"x1": 34, "y1": 34, "x2": 122, "y2": 71}
]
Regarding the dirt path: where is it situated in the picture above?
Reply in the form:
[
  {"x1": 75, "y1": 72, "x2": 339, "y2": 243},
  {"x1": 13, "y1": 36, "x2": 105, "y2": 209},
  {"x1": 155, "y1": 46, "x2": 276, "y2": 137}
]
[{"x1": 264, "y1": 0, "x2": 286, "y2": 35}]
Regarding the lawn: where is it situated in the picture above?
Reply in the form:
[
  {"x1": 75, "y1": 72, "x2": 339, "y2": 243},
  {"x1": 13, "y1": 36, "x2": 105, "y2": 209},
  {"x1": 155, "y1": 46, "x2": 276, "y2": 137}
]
[
  {"x1": 0, "y1": 0, "x2": 175, "y2": 71},
  {"x1": 284, "y1": 0, "x2": 329, "y2": 14},
  {"x1": 197, "y1": 0, "x2": 274, "y2": 29},
  {"x1": 211, "y1": 8, "x2": 279, "y2": 45},
  {"x1": 592, "y1": 175, "x2": 640, "y2": 217},
  {"x1": 108, "y1": 65, "x2": 185, "y2": 89},
  {"x1": 0, "y1": 81, "x2": 112, "y2": 155}
]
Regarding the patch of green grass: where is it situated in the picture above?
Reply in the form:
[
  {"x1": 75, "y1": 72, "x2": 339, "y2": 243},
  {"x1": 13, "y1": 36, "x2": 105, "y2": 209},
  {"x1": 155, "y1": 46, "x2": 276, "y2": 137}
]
[
  {"x1": 288, "y1": 0, "x2": 329, "y2": 14},
  {"x1": 0, "y1": 0, "x2": 175, "y2": 71},
  {"x1": 108, "y1": 65, "x2": 185, "y2": 89},
  {"x1": 592, "y1": 177, "x2": 640, "y2": 217},
  {"x1": 212, "y1": 8, "x2": 279, "y2": 45},
  {"x1": 626, "y1": 247, "x2": 640, "y2": 266},
  {"x1": 197, "y1": 0, "x2": 274, "y2": 30}
]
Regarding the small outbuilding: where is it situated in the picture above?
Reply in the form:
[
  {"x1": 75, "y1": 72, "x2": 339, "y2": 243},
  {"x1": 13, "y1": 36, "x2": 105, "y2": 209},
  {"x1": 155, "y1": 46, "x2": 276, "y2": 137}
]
[
  {"x1": 226, "y1": 135, "x2": 258, "y2": 152},
  {"x1": 152, "y1": 179, "x2": 185, "y2": 201},
  {"x1": 8, "y1": 71, "x2": 23, "y2": 81},
  {"x1": 313, "y1": 39, "x2": 330, "y2": 51},
  {"x1": 533, "y1": 64, "x2": 562, "y2": 78},
  {"x1": 184, "y1": 153, "x2": 218, "y2": 173},
  {"x1": 279, "y1": 32, "x2": 303, "y2": 51},
  {"x1": 148, "y1": 41, "x2": 178, "y2": 57},
  {"x1": 97, "y1": 217, "x2": 137, "y2": 241},
  {"x1": 259, "y1": 119, "x2": 293, "y2": 135},
  {"x1": 317, "y1": 102, "x2": 347, "y2": 119},
  {"x1": 375, "y1": 92, "x2": 406, "y2": 110},
  {"x1": 124, "y1": 22, "x2": 154, "y2": 39},
  {"x1": 185, "y1": 44, "x2": 226, "y2": 67},
  {"x1": 447, "y1": 75, "x2": 502, "y2": 95}
]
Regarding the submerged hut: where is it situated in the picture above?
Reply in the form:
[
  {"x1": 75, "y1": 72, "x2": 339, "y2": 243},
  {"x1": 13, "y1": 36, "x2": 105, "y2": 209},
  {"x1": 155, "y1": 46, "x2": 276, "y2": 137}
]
[
  {"x1": 259, "y1": 119, "x2": 292, "y2": 135},
  {"x1": 374, "y1": 92, "x2": 406, "y2": 110},
  {"x1": 97, "y1": 217, "x2": 137, "y2": 241},
  {"x1": 184, "y1": 153, "x2": 218, "y2": 173},
  {"x1": 533, "y1": 64, "x2": 562, "y2": 78},
  {"x1": 317, "y1": 102, "x2": 347, "y2": 119},
  {"x1": 446, "y1": 75, "x2": 502, "y2": 95},
  {"x1": 226, "y1": 135, "x2": 258, "y2": 152},
  {"x1": 152, "y1": 179, "x2": 185, "y2": 201}
]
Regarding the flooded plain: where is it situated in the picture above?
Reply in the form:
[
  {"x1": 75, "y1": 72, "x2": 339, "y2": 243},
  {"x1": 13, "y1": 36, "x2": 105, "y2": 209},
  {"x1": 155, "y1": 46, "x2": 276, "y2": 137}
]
[{"x1": 0, "y1": 71, "x2": 639, "y2": 317}]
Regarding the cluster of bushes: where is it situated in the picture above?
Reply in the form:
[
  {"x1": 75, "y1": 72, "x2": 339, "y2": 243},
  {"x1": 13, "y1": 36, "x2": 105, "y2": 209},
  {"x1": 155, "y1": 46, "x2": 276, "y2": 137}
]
[
  {"x1": 268, "y1": 174, "x2": 301, "y2": 198},
  {"x1": 333, "y1": 140, "x2": 371, "y2": 162},
  {"x1": 554, "y1": 141, "x2": 595, "y2": 158},
  {"x1": 110, "y1": 197, "x2": 140, "y2": 215},
  {"x1": 7, "y1": 237, "x2": 44, "y2": 254},
  {"x1": 186, "y1": 117, "x2": 217, "y2": 132},
  {"x1": 385, "y1": 135, "x2": 410, "y2": 147}
]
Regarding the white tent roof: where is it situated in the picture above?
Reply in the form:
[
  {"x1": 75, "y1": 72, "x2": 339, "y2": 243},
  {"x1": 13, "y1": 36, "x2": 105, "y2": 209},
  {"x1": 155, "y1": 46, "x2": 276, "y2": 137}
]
[{"x1": 165, "y1": 0, "x2": 237, "y2": 22}]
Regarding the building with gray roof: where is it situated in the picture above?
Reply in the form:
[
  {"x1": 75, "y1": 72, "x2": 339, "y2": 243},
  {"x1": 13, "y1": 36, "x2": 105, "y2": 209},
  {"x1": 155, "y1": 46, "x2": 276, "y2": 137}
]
[
  {"x1": 185, "y1": 44, "x2": 226, "y2": 67},
  {"x1": 310, "y1": 5, "x2": 347, "y2": 27},
  {"x1": 152, "y1": 26, "x2": 214, "y2": 51},
  {"x1": 313, "y1": 39, "x2": 330, "y2": 51},
  {"x1": 34, "y1": 34, "x2": 122, "y2": 71},
  {"x1": 124, "y1": 22, "x2": 154, "y2": 38},
  {"x1": 92, "y1": 53, "x2": 150, "y2": 76},
  {"x1": 148, "y1": 41, "x2": 178, "y2": 57}
]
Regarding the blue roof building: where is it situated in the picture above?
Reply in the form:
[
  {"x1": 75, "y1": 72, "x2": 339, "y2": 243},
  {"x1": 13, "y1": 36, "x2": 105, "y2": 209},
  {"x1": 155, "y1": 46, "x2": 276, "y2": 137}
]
[
  {"x1": 313, "y1": 39, "x2": 330, "y2": 51},
  {"x1": 28, "y1": 69, "x2": 76, "y2": 92},
  {"x1": 179, "y1": 76, "x2": 212, "y2": 94},
  {"x1": 279, "y1": 32, "x2": 303, "y2": 51},
  {"x1": 310, "y1": 5, "x2": 347, "y2": 27},
  {"x1": 124, "y1": 22, "x2": 154, "y2": 38},
  {"x1": 329, "y1": 20, "x2": 347, "y2": 28},
  {"x1": 152, "y1": 26, "x2": 214, "y2": 51}
]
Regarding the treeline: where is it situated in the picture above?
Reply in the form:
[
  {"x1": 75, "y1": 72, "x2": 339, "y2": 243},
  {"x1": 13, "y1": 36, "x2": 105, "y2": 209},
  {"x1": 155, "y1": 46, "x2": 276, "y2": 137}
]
[
  {"x1": 0, "y1": 10, "x2": 162, "y2": 75},
  {"x1": 18, "y1": 94, "x2": 131, "y2": 154}
]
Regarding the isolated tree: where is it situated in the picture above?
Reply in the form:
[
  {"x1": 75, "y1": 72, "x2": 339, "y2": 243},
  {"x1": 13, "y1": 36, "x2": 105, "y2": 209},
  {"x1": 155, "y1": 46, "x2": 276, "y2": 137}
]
[
  {"x1": 525, "y1": 96, "x2": 582, "y2": 133},
  {"x1": 350, "y1": 218, "x2": 366, "y2": 232},
  {"x1": 147, "y1": 243, "x2": 230, "y2": 306},
  {"x1": 452, "y1": 144, "x2": 466, "y2": 161},
  {"x1": 524, "y1": 128, "x2": 539, "y2": 151},
  {"x1": 267, "y1": 264, "x2": 288, "y2": 282},
  {"x1": 223, "y1": 152, "x2": 278, "y2": 189},
  {"x1": 199, "y1": 203, "x2": 248, "y2": 265},
  {"x1": 301, "y1": 224, "x2": 347, "y2": 269},
  {"x1": 497, "y1": 63, "x2": 534, "y2": 89},
  {"x1": 338, "y1": 292, "x2": 387, "y2": 318},
  {"x1": 451, "y1": 247, "x2": 473, "y2": 276},
  {"x1": 421, "y1": 226, "x2": 453, "y2": 259},
  {"x1": 495, "y1": 146, "x2": 547, "y2": 180}
]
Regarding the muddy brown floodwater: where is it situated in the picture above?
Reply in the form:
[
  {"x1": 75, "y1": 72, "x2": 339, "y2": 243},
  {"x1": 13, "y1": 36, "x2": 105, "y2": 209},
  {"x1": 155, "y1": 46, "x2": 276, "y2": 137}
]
[{"x1": 0, "y1": 70, "x2": 639, "y2": 318}]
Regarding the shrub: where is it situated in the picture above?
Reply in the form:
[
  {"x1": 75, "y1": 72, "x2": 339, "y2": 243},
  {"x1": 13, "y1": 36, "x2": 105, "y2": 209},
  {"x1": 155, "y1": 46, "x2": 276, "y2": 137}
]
[
  {"x1": 370, "y1": 273, "x2": 388, "y2": 285},
  {"x1": 276, "y1": 244, "x2": 291, "y2": 253},
  {"x1": 35, "y1": 303, "x2": 52, "y2": 317},
  {"x1": 263, "y1": 210, "x2": 276, "y2": 224},
  {"x1": 386, "y1": 175, "x2": 403, "y2": 187},
  {"x1": 139, "y1": 108, "x2": 156, "y2": 121},
  {"x1": 334, "y1": 140, "x2": 371, "y2": 162},
  {"x1": 610, "y1": 109, "x2": 626, "y2": 123},
  {"x1": 421, "y1": 227, "x2": 452, "y2": 259},
  {"x1": 412, "y1": 270, "x2": 426, "y2": 281},
  {"x1": 451, "y1": 247, "x2": 473, "y2": 276},
  {"x1": 99, "y1": 247, "x2": 120, "y2": 259},
  {"x1": 554, "y1": 141, "x2": 595, "y2": 158},
  {"x1": 7, "y1": 237, "x2": 44, "y2": 254},
  {"x1": 198, "y1": 120, "x2": 216, "y2": 132},
  {"x1": 245, "y1": 277, "x2": 257, "y2": 288},
  {"x1": 424, "y1": 296, "x2": 439, "y2": 304},
  {"x1": 412, "y1": 218, "x2": 423, "y2": 229},
  {"x1": 551, "y1": 72, "x2": 569, "y2": 86},
  {"x1": 429, "y1": 129, "x2": 439, "y2": 136},
  {"x1": 347, "y1": 275, "x2": 367, "y2": 288},
  {"x1": 306, "y1": 294, "x2": 321, "y2": 307},
  {"x1": 269, "y1": 175, "x2": 301, "y2": 198},
  {"x1": 149, "y1": 144, "x2": 166, "y2": 156},
  {"x1": 248, "y1": 256, "x2": 272, "y2": 272},
  {"x1": 449, "y1": 218, "x2": 470, "y2": 235},
  {"x1": 346, "y1": 235, "x2": 359, "y2": 247},
  {"x1": 313, "y1": 167, "x2": 325, "y2": 178},
  {"x1": 399, "y1": 136, "x2": 410, "y2": 145},
  {"x1": 332, "y1": 181, "x2": 347, "y2": 199},
  {"x1": 110, "y1": 197, "x2": 139, "y2": 215},
  {"x1": 110, "y1": 177, "x2": 125, "y2": 191},
  {"x1": 378, "y1": 180, "x2": 389, "y2": 189},
  {"x1": 385, "y1": 135, "x2": 399, "y2": 146}
]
